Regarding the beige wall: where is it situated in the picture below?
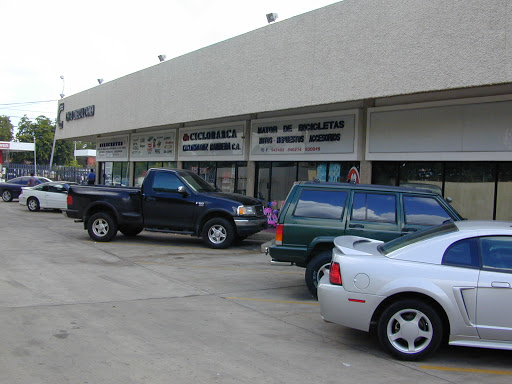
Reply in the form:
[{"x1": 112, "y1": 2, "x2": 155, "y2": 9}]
[{"x1": 57, "y1": 0, "x2": 512, "y2": 141}]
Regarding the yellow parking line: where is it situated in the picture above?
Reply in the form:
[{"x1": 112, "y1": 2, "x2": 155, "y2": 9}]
[
  {"x1": 133, "y1": 261, "x2": 303, "y2": 275},
  {"x1": 420, "y1": 365, "x2": 512, "y2": 375},
  {"x1": 226, "y1": 297, "x2": 319, "y2": 305}
]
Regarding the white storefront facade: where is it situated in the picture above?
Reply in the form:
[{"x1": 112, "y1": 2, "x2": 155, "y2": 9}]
[{"x1": 56, "y1": 0, "x2": 512, "y2": 220}]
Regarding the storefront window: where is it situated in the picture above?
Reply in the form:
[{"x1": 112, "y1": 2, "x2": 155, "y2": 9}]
[
  {"x1": 133, "y1": 161, "x2": 177, "y2": 187},
  {"x1": 216, "y1": 162, "x2": 236, "y2": 193},
  {"x1": 399, "y1": 162, "x2": 443, "y2": 192},
  {"x1": 198, "y1": 162, "x2": 216, "y2": 184},
  {"x1": 236, "y1": 162, "x2": 247, "y2": 195},
  {"x1": 444, "y1": 162, "x2": 495, "y2": 220},
  {"x1": 100, "y1": 162, "x2": 129, "y2": 186},
  {"x1": 372, "y1": 162, "x2": 399, "y2": 186},
  {"x1": 271, "y1": 162, "x2": 297, "y2": 206},
  {"x1": 374, "y1": 161, "x2": 503, "y2": 220},
  {"x1": 256, "y1": 162, "x2": 271, "y2": 202},
  {"x1": 298, "y1": 162, "x2": 322, "y2": 181},
  {"x1": 496, "y1": 163, "x2": 512, "y2": 221}
]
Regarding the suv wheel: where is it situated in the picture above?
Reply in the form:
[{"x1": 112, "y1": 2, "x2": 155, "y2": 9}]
[{"x1": 305, "y1": 250, "x2": 332, "y2": 298}]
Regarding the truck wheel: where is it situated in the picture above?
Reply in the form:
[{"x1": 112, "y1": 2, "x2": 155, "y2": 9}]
[
  {"x1": 305, "y1": 250, "x2": 332, "y2": 298},
  {"x1": 87, "y1": 212, "x2": 118, "y2": 242},
  {"x1": 202, "y1": 218, "x2": 235, "y2": 249},
  {"x1": 377, "y1": 299, "x2": 443, "y2": 361},
  {"x1": 120, "y1": 226, "x2": 143, "y2": 237},
  {"x1": 2, "y1": 189, "x2": 13, "y2": 202},
  {"x1": 27, "y1": 197, "x2": 40, "y2": 212}
]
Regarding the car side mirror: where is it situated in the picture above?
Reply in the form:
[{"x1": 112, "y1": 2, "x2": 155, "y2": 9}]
[
  {"x1": 445, "y1": 196, "x2": 453, "y2": 203},
  {"x1": 177, "y1": 186, "x2": 188, "y2": 196}
]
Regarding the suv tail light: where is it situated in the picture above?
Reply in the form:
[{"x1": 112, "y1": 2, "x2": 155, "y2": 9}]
[
  {"x1": 275, "y1": 224, "x2": 283, "y2": 245},
  {"x1": 329, "y1": 261, "x2": 342, "y2": 285},
  {"x1": 67, "y1": 194, "x2": 73, "y2": 207}
]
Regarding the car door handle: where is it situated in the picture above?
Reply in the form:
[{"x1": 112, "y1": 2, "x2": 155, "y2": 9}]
[
  {"x1": 491, "y1": 281, "x2": 511, "y2": 288},
  {"x1": 402, "y1": 228, "x2": 417, "y2": 232},
  {"x1": 349, "y1": 224, "x2": 364, "y2": 229},
  {"x1": 145, "y1": 196, "x2": 156, "y2": 201}
]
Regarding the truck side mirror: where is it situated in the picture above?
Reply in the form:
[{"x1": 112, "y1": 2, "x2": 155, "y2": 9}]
[{"x1": 177, "y1": 186, "x2": 188, "y2": 196}]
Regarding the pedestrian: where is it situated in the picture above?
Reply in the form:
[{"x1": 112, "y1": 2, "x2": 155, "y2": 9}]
[
  {"x1": 87, "y1": 169, "x2": 96, "y2": 185},
  {"x1": 26, "y1": 172, "x2": 39, "y2": 187}
]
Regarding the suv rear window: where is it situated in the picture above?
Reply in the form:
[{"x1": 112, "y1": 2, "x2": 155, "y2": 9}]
[
  {"x1": 403, "y1": 195, "x2": 452, "y2": 225},
  {"x1": 294, "y1": 189, "x2": 347, "y2": 220}
]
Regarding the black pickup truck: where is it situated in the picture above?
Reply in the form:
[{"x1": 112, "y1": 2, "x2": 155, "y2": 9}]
[{"x1": 64, "y1": 168, "x2": 267, "y2": 248}]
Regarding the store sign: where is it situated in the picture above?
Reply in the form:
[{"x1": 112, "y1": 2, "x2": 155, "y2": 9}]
[
  {"x1": 96, "y1": 136, "x2": 129, "y2": 161},
  {"x1": 66, "y1": 105, "x2": 95, "y2": 121},
  {"x1": 0, "y1": 142, "x2": 10, "y2": 149},
  {"x1": 178, "y1": 124, "x2": 245, "y2": 158},
  {"x1": 251, "y1": 113, "x2": 355, "y2": 157},
  {"x1": 130, "y1": 132, "x2": 176, "y2": 161}
]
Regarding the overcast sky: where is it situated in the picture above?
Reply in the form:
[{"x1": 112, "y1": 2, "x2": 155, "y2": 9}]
[{"x1": 0, "y1": 0, "x2": 340, "y2": 133}]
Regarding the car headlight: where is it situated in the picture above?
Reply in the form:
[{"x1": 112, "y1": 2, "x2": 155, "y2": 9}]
[{"x1": 237, "y1": 205, "x2": 257, "y2": 216}]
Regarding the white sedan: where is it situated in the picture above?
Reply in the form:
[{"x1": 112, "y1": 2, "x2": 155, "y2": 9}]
[
  {"x1": 318, "y1": 220, "x2": 512, "y2": 361},
  {"x1": 19, "y1": 181, "x2": 78, "y2": 211}
]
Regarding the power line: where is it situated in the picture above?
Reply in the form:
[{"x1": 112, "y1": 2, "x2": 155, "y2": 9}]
[{"x1": 0, "y1": 100, "x2": 58, "y2": 107}]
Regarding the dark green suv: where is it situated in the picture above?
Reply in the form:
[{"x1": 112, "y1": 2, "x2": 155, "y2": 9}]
[{"x1": 265, "y1": 182, "x2": 462, "y2": 297}]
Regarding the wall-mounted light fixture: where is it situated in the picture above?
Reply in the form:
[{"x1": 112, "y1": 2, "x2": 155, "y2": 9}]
[
  {"x1": 97, "y1": 78, "x2": 104, "y2": 85},
  {"x1": 266, "y1": 13, "x2": 278, "y2": 23},
  {"x1": 158, "y1": 54, "x2": 167, "y2": 62}
]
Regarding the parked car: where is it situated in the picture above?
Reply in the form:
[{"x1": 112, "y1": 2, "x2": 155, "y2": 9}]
[
  {"x1": 265, "y1": 181, "x2": 462, "y2": 297},
  {"x1": 19, "y1": 181, "x2": 78, "y2": 211},
  {"x1": 64, "y1": 168, "x2": 268, "y2": 249},
  {"x1": 0, "y1": 176, "x2": 52, "y2": 202},
  {"x1": 318, "y1": 220, "x2": 512, "y2": 360}
]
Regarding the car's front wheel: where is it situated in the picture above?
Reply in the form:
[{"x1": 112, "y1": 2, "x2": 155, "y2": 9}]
[
  {"x1": 27, "y1": 197, "x2": 40, "y2": 212},
  {"x1": 305, "y1": 250, "x2": 332, "y2": 298},
  {"x1": 377, "y1": 299, "x2": 443, "y2": 361},
  {"x1": 2, "y1": 189, "x2": 13, "y2": 202},
  {"x1": 201, "y1": 218, "x2": 235, "y2": 249},
  {"x1": 87, "y1": 212, "x2": 118, "y2": 242}
]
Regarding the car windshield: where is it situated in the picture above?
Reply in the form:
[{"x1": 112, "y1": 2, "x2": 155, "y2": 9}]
[
  {"x1": 178, "y1": 171, "x2": 218, "y2": 192},
  {"x1": 378, "y1": 221, "x2": 458, "y2": 255}
]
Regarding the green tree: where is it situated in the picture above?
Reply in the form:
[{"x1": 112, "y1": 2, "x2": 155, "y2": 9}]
[
  {"x1": 12, "y1": 115, "x2": 74, "y2": 165},
  {"x1": 0, "y1": 115, "x2": 13, "y2": 141}
]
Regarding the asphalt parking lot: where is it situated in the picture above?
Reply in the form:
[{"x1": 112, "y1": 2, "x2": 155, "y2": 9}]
[{"x1": 1, "y1": 202, "x2": 512, "y2": 384}]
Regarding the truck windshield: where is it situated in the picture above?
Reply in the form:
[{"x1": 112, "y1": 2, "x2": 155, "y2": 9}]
[{"x1": 179, "y1": 171, "x2": 218, "y2": 193}]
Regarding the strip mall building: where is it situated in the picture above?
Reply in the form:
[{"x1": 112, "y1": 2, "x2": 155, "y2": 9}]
[{"x1": 56, "y1": 0, "x2": 512, "y2": 221}]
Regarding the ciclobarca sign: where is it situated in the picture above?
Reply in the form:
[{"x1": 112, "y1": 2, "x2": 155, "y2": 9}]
[
  {"x1": 178, "y1": 124, "x2": 245, "y2": 159},
  {"x1": 66, "y1": 105, "x2": 95, "y2": 121}
]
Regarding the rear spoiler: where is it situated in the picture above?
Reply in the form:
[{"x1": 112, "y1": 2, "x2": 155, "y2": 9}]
[{"x1": 333, "y1": 236, "x2": 383, "y2": 256}]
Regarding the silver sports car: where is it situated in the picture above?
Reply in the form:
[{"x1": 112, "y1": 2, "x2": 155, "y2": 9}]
[{"x1": 318, "y1": 220, "x2": 512, "y2": 360}]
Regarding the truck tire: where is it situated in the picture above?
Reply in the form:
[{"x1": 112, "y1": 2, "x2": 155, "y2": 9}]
[
  {"x1": 87, "y1": 212, "x2": 118, "y2": 242},
  {"x1": 201, "y1": 217, "x2": 235, "y2": 249},
  {"x1": 305, "y1": 250, "x2": 332, "y2": 298},
  {"x1": 120, "y1": 226, "x2": 143, "y2": 237}
]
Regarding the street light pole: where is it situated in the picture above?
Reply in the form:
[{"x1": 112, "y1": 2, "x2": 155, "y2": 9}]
[{"x1": 49, "y1": 75, "x2": 64, "y2": 170}]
